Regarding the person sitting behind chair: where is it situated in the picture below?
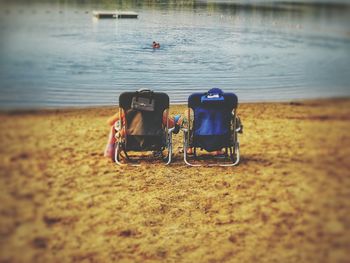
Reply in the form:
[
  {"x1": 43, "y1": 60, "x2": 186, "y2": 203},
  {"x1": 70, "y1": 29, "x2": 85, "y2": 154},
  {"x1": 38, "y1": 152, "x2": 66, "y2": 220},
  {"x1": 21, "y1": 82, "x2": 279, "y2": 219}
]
[
  {"x1": 104, "y1": 111, "x2": 180, "y2": 159},
  {"x1": 152, "y1": 41, "x2": 160, "y2": 48}
]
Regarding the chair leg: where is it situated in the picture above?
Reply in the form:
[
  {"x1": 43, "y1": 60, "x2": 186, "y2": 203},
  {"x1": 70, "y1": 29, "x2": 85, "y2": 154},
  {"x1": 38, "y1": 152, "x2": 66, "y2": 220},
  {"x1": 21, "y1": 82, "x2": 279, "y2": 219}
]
[
  {"x1": 165, "y1": 132, "x2": 172, "y2": 165},
  {"x1": 183, "y1": 130, "x2": 200, "y2": 167},
  {"x1": 230, "y1": 142, "x2": 240, "y2": 166},
  {"x1": 229, "y1": 146, "x2": 234, "y2": 161},
  {"x1": 236, "y1": 142, "x2": 240, "y2": 162},
  {"x1": 193, "y1": 147, "x2": 197, "y2": 158},
  {"x1": 115, "y1": 143, "x2": 141, "y2": 166},
  {"x1": 114, "y1": 142, "x2": 124, "y2": 166}
]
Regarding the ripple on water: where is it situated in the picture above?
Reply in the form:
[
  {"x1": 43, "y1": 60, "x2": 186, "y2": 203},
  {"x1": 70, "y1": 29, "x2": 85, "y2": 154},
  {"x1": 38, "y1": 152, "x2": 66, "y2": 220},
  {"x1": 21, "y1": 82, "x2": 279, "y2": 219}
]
[{"x1": 0, "y1": 3, "x2": 349, "y2": 108}]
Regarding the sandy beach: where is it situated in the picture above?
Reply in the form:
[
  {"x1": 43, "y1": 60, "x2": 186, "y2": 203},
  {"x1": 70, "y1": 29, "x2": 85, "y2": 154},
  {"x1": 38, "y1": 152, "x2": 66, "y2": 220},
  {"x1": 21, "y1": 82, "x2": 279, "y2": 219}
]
[{"x1": 0, "y1": 98, "x2": 349, "y2": 263}]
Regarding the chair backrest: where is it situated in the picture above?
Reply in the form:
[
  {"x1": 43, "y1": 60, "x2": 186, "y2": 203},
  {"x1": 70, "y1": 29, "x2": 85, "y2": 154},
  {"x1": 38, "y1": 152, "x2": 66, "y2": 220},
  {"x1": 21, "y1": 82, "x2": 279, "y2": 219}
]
[
  {"x1": 119, "y1": 91, "x2": 169, "y2": 150},
  {"x1": 188, "y1": 91, "x2": 238, "y2": 151}
]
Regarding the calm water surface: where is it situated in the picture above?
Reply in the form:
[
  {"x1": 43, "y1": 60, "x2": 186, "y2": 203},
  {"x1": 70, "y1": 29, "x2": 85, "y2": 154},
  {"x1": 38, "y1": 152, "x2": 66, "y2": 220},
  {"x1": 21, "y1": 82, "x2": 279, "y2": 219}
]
[{"x1": 0, "y1": 1, "x2": 350, "y2": 108}]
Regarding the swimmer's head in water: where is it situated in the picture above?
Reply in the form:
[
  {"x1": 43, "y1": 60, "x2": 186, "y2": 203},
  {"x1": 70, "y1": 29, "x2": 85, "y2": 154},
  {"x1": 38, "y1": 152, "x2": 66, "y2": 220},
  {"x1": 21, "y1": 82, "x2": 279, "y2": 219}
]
[{"x1": 152, "y1": 41, "x2": 160, "y2": 48}]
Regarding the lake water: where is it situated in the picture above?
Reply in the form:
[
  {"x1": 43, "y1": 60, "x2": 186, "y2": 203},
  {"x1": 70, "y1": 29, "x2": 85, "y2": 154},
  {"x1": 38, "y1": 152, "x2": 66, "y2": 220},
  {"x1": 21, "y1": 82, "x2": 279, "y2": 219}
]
[{"x1": 0, "y1": 0, "x2": 350, "y2": 109}]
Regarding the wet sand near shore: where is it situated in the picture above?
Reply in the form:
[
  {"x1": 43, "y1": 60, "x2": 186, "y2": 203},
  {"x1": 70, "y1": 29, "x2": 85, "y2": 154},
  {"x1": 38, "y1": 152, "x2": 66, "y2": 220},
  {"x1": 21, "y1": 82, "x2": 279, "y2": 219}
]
[{"x1": 0, "y1": 99, "x2": 349, "y2": 262}]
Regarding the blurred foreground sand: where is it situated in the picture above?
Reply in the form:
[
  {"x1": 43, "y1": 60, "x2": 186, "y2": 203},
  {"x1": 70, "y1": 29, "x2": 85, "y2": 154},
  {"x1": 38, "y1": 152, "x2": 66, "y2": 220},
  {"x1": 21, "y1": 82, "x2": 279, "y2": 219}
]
[{"x1": 0, "y1": 99, "x2": 349, "y2": 262}]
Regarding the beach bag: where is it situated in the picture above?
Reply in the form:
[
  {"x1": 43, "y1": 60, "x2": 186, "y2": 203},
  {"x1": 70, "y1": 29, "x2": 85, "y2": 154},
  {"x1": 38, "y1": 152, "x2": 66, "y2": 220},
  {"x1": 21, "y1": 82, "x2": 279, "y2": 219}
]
[{"x1": 131, "y1": 90, "x2": 155, "y2": 112}]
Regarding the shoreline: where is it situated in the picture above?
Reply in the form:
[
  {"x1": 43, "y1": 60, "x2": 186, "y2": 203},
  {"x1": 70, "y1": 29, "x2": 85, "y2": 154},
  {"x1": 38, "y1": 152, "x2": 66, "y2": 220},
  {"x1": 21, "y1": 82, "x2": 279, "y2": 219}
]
[
  {"x1": 0, "y1": 98, "x2": 349, "y2": 262},
  {"x1": 1, "y1": 96, "x2": 349, "y2": 114}
]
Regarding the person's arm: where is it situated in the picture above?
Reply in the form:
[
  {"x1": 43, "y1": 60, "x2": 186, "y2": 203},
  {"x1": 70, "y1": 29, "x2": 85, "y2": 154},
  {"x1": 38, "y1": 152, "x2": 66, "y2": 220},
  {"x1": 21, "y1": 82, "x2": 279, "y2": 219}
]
[{"x1": 107, "y1": 112, "x2": 120, "y2": 126}]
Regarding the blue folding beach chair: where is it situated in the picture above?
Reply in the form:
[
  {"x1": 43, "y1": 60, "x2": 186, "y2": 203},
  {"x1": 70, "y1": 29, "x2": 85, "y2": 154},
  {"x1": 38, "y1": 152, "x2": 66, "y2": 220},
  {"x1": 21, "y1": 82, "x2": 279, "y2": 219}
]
[{"x1": 182, "y1": 88, "x2": 242, "y2": 166}]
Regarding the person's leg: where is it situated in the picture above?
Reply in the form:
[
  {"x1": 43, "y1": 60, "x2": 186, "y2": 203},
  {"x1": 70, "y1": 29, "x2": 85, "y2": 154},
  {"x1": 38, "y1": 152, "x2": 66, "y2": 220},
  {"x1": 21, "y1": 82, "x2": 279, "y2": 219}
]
[
  {"x1": 212, "y1": 149, "x2": 225, "y2": 156},
  {"x1": 162, "y1": 112, "x2": 181, "y2": 134},
  {"x1": 104, "y1": 126, "x2": 116, "y2": 158}
]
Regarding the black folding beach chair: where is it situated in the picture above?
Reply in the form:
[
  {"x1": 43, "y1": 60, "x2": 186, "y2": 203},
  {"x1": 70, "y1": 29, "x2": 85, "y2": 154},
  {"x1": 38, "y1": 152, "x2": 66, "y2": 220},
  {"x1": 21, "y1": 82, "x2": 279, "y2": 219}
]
[
  {"x1": 182, "y1": 88, "x2": 242, "y2": 166},
  {"x1": 114, "y1": 89, "x2": 175, "y2": 165}
]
